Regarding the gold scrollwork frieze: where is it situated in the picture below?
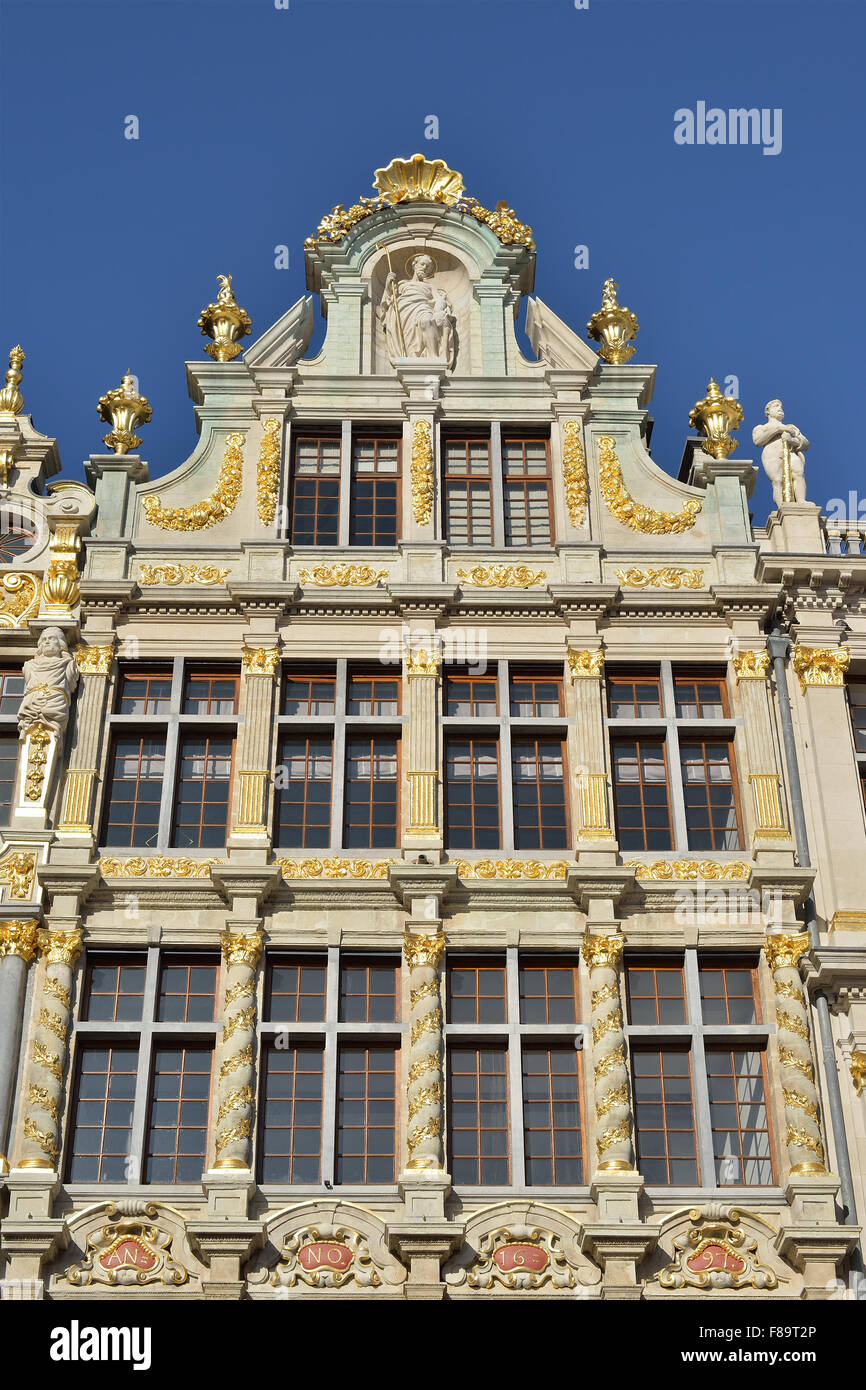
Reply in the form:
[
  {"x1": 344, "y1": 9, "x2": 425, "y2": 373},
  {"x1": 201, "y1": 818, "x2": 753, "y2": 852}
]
[
  {"x1": 138, "y1": 563, "x2": 230, "y2": 587},
  {"x1": 614, "y1": 566, "x2": 705, "y2": 590}
]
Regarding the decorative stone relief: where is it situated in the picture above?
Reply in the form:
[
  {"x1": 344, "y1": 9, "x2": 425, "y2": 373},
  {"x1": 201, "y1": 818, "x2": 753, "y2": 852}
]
[
  {"x1": 18, "y1": 627, "x2": 78, "y2": 737},
  {"x1": 56, "y1": 1202, "x2": 193, "y2": 1288},
  {"x1": 247, "y1": 1202, "x2": 406, "y2": 1296},
  {"x1": 656, "y1": 1206, "x2": 779, "y2": 1292},
  {"x1": 445, "y1": 1204, "x2": 600, "y2": 1295}
]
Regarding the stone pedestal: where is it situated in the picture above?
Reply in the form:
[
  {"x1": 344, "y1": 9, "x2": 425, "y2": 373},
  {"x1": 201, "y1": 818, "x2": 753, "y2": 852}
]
[
  {"x1": 0, "y1": 1168, "x2": 65, "y2": 1299},
  {"x1": 585, "y1": 1171, "x2": 654, "y2": 1299},
  {"x1": 187, "y1": 1219, "x2": 265, "y2": 1300},
  {"x1": 387, "y1": 1170, "x2": 462, "y2": 1301},
  {"x1": 775, "y1": 1176, "x2": 859, "y2": 1299},
  {"x1": 766, "y1": 502, "x2": 825, "y2": 554}
]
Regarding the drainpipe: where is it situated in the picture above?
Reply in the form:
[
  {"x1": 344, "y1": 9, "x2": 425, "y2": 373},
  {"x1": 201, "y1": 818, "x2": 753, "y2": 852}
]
[{"x1": 767, "y1": 629, "x2": 859, "y2": 1235}]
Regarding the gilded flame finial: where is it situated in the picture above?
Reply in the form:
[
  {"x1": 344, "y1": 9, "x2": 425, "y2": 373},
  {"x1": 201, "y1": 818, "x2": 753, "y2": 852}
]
[
  {"x1": 198, "y1": 274, "x2": 252, "y2": 362},
  {"x1": 689, "y1": 379, "x2": 744, "y2": 460},
  {"x1": 586, "y1": 279, "x2": 639, "y2": 364},
  {"x1": 0, "y1": 346, "x2": 26, "y2": 416},
  {"x1": 97, "y1": 371, "x2": 152, "y2": 454}
]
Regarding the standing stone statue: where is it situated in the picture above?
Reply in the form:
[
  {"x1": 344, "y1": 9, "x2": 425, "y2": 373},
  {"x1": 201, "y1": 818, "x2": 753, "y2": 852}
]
[
  {"x1": 18, "y1": 627, "x2": 78, "y2": 736},
  {"x1": 752, "y1": 399, "x2": 809, "y2": 506},
  {"x1": 378, "y1": 254, "x2": 457, "y2": 369}
]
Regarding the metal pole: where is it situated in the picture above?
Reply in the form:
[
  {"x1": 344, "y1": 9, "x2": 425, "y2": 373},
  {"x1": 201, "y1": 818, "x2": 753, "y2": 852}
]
[{"x1": 768, "y1": 628, "x2": 859, "y2": 1238}]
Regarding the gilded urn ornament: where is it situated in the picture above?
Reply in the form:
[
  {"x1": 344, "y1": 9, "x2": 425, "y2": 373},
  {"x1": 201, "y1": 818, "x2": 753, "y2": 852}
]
[
  {"x1": 689, "y1": 379, "x2": 744, "y2": 459},
  {"x1": 97, "y1": 372, "x2": 152, "y2": 455},
  {"x1": 586, "y1": 278, "x2": 639, "y2": 364},
  {"x1": 0, "y1": 346, "x2": 25, "y2": 416},
  {"x1": 197, "y1": 273, "x2": 252, "y2": 362}
]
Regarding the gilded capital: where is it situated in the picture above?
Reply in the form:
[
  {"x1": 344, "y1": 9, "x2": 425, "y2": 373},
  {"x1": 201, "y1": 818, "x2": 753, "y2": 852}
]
[
  {"x1": 403, "y1": 928, "x2": 446, "y2": 970},
  {"x1": 581, "y1": 933, "x2": 624, "y2": 971},
  {"x1": 732, "y1": 649, "x2": 770, "y2": 681},
  {"x1": 764, "y1": 932, "x2": 811, "y2": 973},
  {"x1": 37, "y1": 928, "x2": 84, "y2": 967},
  {"x1": 220, "y1": 929, "x2": 264, "y2": 970},
  {"x1": 792, "y1": 644, "x2": 850, "y2": 693},
  {"x1": 851, "y1": 1052, "x2": 866, "y2": 1097},
  {"x1": 241, "y1": 646, "x2": 280, "y2": 679},
  {"x1": 406, "y1": 649, "x2": 440, "y2": 679},
  {"x1": 0, "y1": 920, "x2": 41, "y2": 963},
  {"x1": 567, "y1": 648, "x2": 605, "y2": 681},
  {"x1": 74, "y1": 642, "x2": 115, "y2": 675}
]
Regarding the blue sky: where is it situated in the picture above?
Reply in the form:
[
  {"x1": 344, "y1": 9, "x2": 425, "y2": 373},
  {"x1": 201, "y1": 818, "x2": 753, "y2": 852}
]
[{"x1": 2, "y1": 0, "x2": 863, "y2": 523}]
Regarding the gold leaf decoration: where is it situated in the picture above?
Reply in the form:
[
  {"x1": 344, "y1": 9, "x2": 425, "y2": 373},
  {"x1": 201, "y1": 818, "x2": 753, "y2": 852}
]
[
  {"x1": 257, "y1": 418, "x2": 281, "y2": 525},
  {"x1": 453, "y1": 859, "x2": 569, "y2": 880},
  {"x1": 298, "y1": 563, "x2": 388, "y2": 587},
  {"x1": 597, "y1": 434, "x2": 701, "y2": 534},
  {"x1": 99, "y1": 856, "x2": 223, "y2": 878},
  {"x1": 561, "y1": 420, "x2": 588, "y2": 526},
  {"x1": 138, "y1": 563, "x2": 230, "y2": 586},
  {"x1": 411, "y1": 420, "x2": 434, "y2": 525},
  {"x1": 614, "y1": 567, "x2": 705, "y2": 590},
  {"x1": 456, "y1": 564, "x2": 546, "y2": 588},
  {"x1": 625, "y1": 859, "x2": 750, "y2": 881},
  {"x1": 0, "y1": 572, "x2": 40, "y2": 628},
  {"x1": 142, "y1": 432, "x2": 244, "y2": 531},
  {"x1": 276, "y1": 857, "x2": 397, "y2": 880}
]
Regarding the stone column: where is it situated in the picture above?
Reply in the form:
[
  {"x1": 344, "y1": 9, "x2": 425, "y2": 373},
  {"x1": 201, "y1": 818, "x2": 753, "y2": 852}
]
[
  {"x1": 16, "y1": 928, "x2": 83, "y2": 1170},
  {"x1": 732, "y1": 648, "x2": 792, "y2": 854},
  {"x1": 403, "y1": 648, "x2": 441, "y2": 851},
  {"x1": 567, "y1": 647, "x2": 616, "y2": 849},
  {"x1": 230, "y1": 646, "x2": 280, "y2": 848},
  {"x1": 404, "y1": 926, "x2": 445, "y2": 1172},
  {"x1": 212, "y1": 928, "x2": 264, "y2": 1171},
  {"x1": 0, "y1": 920, "x2": 41, "y2": 1170},
  {"x1": 581, "y1": 932, "x2": 633, "y2": 1173},
  {"x1": 56, "y1": 641, "x2": 115, "y2": 846},
  {"x1": 765, "y1": 931, "x2": 826, "y2": 1176}
]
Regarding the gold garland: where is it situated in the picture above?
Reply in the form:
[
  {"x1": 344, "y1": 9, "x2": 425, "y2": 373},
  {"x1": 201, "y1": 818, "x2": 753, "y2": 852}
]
[
  {"x1": 561, "y1": 420, "x2": 588, "y2": 526},
  {"x1": 597, "y1": 434, "x2": 701, "y2": 534},
  {"x1": 257, "y1": 419, "x2": 281, "y2": 525},
  {"x1": 143, "y1": 432, "x2": 244, "y2": 531},
  {"x1": 456, "y1": 564, "x2": 546, "y2": 588},
  {"x1": 410, "y1": 420, "x2": 434, "y2": 525},
  {"x1": 614, "y1": 566, "x2": 705, "y2": 590},
  {"x1": 138, "y1": 563, "x2": 230, "y2": 586},
  {"x1": 298, "y1": 563, "x2": 388, "y2": 587}
]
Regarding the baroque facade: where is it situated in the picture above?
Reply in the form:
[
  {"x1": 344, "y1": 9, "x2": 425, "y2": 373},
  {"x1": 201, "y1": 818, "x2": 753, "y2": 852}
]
[{"x1": 0, "y1": 155, "x2": 864, "y2": 1301}]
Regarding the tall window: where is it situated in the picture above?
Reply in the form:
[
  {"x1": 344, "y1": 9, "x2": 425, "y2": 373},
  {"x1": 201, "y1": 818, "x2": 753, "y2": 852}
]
[
  {"x1": 66, "y1": 952, "x2": 218, "y2": 1184},
  {"x1": 291, "y1": 436, "x2": 341, "y2": 545},
  {"x1": 446, "y1": 952, "x2": 583, "y2": 1188},
  {"x1": 350, "y1": 437, "x2": 399, "y2": 546},
  {"x1": 276, "y1": 664, "x2": 402, "y2": 852},
  {"x1": 259, "y1": 952, "x2": 401, "y2": 1186},
  {"x1": 847, "y1": 679, "x2": 866, "y2": 809},
  {"x1": 101, "y1": 665, "x2": 239, "y2": 851},
  {"x1": 0, "y1": 668, "x2": 24, "y2": 824},
  {"x1": 443, "y1": 664, "x2": 569, "y2": 854},
  {"x1": 443, "y1": 438, "x2": 493, "y2": 545},
  {"x1": 625, "y1": 954, "x2": 773, "y2": 1188},
  {"x1": 608, "y1": 666, "x2": 744, "y2": 853},
  {"x1": 502, "y1": 437, "x2": 553, "y2": 545}
]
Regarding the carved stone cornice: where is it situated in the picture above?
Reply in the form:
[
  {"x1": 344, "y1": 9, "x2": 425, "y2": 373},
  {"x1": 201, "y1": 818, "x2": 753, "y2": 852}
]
[
  {"x1": 547, "y1": 584, "x2": 618, "y2": 622},
  {"x1": 388, "y1": 864, "x2": 458, "y2": 910},
  {"x1": 209, "y1": 864, "x2": 283, "y2": 911},
  {"x1": 36, "y1": 863, "x2": 101, "y2": 912},
  {"x1": 567, "y1": 866, "x2": 636, "y2": 911},
  {"x1": 387, "y1": 584, "x2": 458, "y2": 620},
  {"x1": 711, "y1": 584, "x2": 783, "y2": 623},
  {"x1": 226, "y1": 581, "x2": 298, "y2": 617},
  {"x1": 78, "y1": 579, "x2": 137, "y2": 620}
]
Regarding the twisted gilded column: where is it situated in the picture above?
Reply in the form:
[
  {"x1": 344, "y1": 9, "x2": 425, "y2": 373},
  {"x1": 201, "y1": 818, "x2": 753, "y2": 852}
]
[
  {"x1": 17, "y1": 928, "x2": 83, "y2": 1169},
  {"x1": 765, "y1": 932, "x2": 826, "y2": 1175},
  {"x1": 581, "y1": 933, "x2": 633, "y2": 1172},
  {"x1": 213, "y1": 929, "x2": 263, "y2": 1170},
  {"x1": 403, "y1": 928, "x2": 445, "y2": 1171},
  {"x1": 0, "y1": 920, "x2": 41, "y2": 1169}
]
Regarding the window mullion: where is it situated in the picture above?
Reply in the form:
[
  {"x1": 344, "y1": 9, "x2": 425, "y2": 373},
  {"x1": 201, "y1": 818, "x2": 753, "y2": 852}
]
[
  {"x1": 321, "y1": 944, "x2": 340, "y2": 1185},
  {"x1": 684, "y1": 949, "x2": 715, "y2": 1186},
  {"x1": 339, "y1": 419, "x2": 352, "y2": 547},
  {"x1": 506, "y1": 948, "x2": 524, "y2": 1188},
  {"x1": 331, "y1": 661, "x2": 347, "y2": 851},
  {"x1": 490, "y1": 421, "x2": 505, "y2": 548},
  {"x1": 128, "y1": 946, "x2": 160, "y2": 1184},
  {"x1": 499, "y1": 662, "x2": 514, "y2": 852}
]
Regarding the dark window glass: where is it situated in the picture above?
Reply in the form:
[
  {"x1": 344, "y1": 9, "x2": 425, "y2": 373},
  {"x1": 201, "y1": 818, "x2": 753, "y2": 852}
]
[
  {"x1": 291, "y1": 437, "x2": 341, "y2": 545},
  {"x1": 0, "y1": 526, "x2": 36, "y2": 563},
  {"x1": 522, "y1": 1047, "x2": 582, "y2": 1185},
  {"x1": 849, "y1": 680, "x2": 866, "y2": 754},
  {"x1": 83, "y1": 957, "x2": 146, "y2": 1022},
  {"x1": 157, "y1": 957, "x2": 218, "y2": 1023},
  {"x1": 626, "y1": 963, "x2": 687, "y2": 1025},
  {"x1": 445, "y1": 674, "x2": 497, "y2": 717},
  {"x1": 0, "y1": 669, "x2": 25, "y2": 715},
  {"x1": 502, "y1": 438, "x2": 552, "y2": 546},
  {"x1": 350, "y1": 438, "x2": 399, "y2": 547},
  {"x1": 182, "y1": 673, "x2": 239, "y2": 716},
  {"x1": 281, "y1": 672, "x2": 336, "y2": 716},
  {"x1": 343, "y1": 736, "x2": 398, "y2": 848},
  {"x1": 608, "y1": 676, "x2": 662, "y2": 719},
  {"x1": 102, "y1": 734, "x2": 165, "y2": 848},
  {"x1": 171, "y1": 734, "x2": 233, "y2": 849},
  {"x1": 336, "y1": 1046, "x2": 397, "y2": 1184},
  {"x1": 0, "y1": 733, "x2": 19, "y2": 823},
  {"x1": 699, "y1": 962, "x2": 758, "y2": 1025},
  {"x1": 274, "y1": 735, "x2": 332, "y2": 849},
  {"x1": 444, "y1": 439, "x2": 493, "y2": 546},
  {"x1": 509, "y1": 673, "x2": 562, "y2": 717},
  {"x1": 680, "y1": 740, "x2": 742, "y2": 851},
  {"x1": 674, "y1": 675, "x2": 728, "y2": 720},
  {"x1": 339, "y1": 959, "x2": 398, "y2": 1022},
  {"x1": 67, "y1": 1044, "x2": 138, "y2": 1183},
  {"x1": 145, "y1": 1045, "x2": 212, "y2": 1183},
  {"x1": 267, "y1": 956, "x2": 327, "y2": 1023},
  {"x1": 631, "y1": 1049, "x2": 698, "y2": 1186},
  {"x1": 512, "y1": 738, "x2": 568, "y2": 850},
  {"x1": 448, "y1": 1046, "x2": 509, "y2": 1185},
  {"x1": 347, "y1": 675, "x2": 399, "y2": 716},
  {"x1": 118, "y1": 671, "x2": 172, "y2": 716},
  {"x1": 445, "y1": 738, "x2": 500, "y2": 849},
  {"x1": 519, "y1": 961, "x2": 577, "y2": 1024},
  {"x1": 706, "y1": 1049, "x2": 773, "y2": 1185},
  {"x1": 612, "y1": 738, "x2": 673, "y2": 851},
  {"x1": 448, "y1": 959, "x2": 506, "y2": 1024},
  {"x1": 259, "y1": 1044, "x2": 324, "y2": 1183}
]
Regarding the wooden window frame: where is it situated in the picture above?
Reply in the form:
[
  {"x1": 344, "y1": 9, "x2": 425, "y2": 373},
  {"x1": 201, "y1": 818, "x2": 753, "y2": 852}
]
[
  {"x1": 625, "y1": 960, "x2": 688, "y2": 1026},
  {"x1": 265, "y1": 954, "x2": 329, "y2": 1024},
  {"x1": 447, "y1": 1043, "x2": 511, "y2": 1187},
  {"x1": 65, "y1": 1042, "x2": 141, "y2": 1184},
  {"x1": 342, "y1": 733, "x2": 400, "y2": 849},
  {"x1": 518, "y1": 958, "x2": 579, "y2": 1025},
  {"x1": 156, "y1": 955, "x2": 219, "y2": 1024},
  {"x1": 116, "y1": 669, "x2": 173, "y2": 717},
  {"x1": 673, "y1": 671, "x2": 730, "y2": 719},
  {"x1": 501, "y1": 435, "x2": 554, "y2": 547},
  {"x1": 274, "y1": 733, "x2": 334, "y2": 850},
  {"x1": 338, "y1": 956, "x2": 400, "y2": 1024},
  {"x1": 102, "y1": 731, "x2": 167, "y2": 850},
  {"x1": 444, "y1": 736, "x2": 502, "y2": 851},
  {"x1": 350, "y1": 435, "x2": 401, "y2": 547},
  {"x1": 698, "y1": 958, "x2": 762, "y2": 1026},
  {"x1": 611, "y1": 735, "x2": 674, "y2": 852},
  {"x1": 335, "y1": 1044, "x2": 398, "y2": 1185},
  {"x1": 281, "y1": 669, "x2": 337, "y2": 717},
  {"x1": 181, "y1": 670, "x2": 240, "y2": 717},
  {"x1": 705, "y1": 1045, "x2": 775, "y2": 1187},
  {"x1": 607, "y1": 673, "x2": 664, "y2": 720},
  {"x1": 509, "y1": 671, "x2": 564, "y2": 718},
  {"x1": 82, "y1": 954, "x2": 148, "y2": 1023},
  {"x1": 679, "y1": 736, "x2": 744, "y2": 852},
  {"x1": 258, "y1": 1043, "x2": 326, "y2": 1185},
  {"x1": 447, "y1": 956, "x2": 508, "y2": 1025},
  {"x1": 510, "y1": 734, "x2": 570, "y2": 851},
  {"x1": 347, "y1": 671, "x2": 401, "y2": 716},
  {"x1": 444, "y1": 672, "x2": 499, "y2": 717},
  {"x1": 630, "y1": 1046, "x2": 700, "y2": 1187},
  {"x1": 290, "y1": 434, "x2": 342, "y2": 546},
  {"x1": 144, "y1": 1042, "x2": 214, "y2": 1184},
  {"x1": 521, "y1": 1044, "x2": 584, "y2": 1186},
  {"x1": 171, "y1": 730, "x2": 236, "y2": 850},
  {"x1": 443, "y1": 436, "x2": 494, "y2": 546}
]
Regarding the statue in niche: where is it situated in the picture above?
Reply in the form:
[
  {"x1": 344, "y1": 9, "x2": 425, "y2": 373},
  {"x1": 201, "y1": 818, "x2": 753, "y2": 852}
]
[
  {"x1": 752, "y1": 399, "x2": 809, "y2": 506},
  {"x1": 378, "y1": 254, "x2": 457, "y2": 369},
  {"x1": 18, "y1": 626, "x2": 78, "y2": 737}
]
